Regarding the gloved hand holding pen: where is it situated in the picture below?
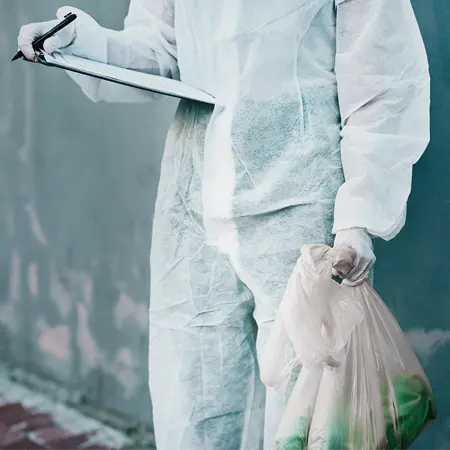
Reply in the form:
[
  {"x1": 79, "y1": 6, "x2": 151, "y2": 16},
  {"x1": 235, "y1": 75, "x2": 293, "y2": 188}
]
[
  {"x1": 17, "y1": 6, "x2": 102, "y2": 62},
  {"x1": 18, "y1": 15, "x2": 76, "y2": 61}
]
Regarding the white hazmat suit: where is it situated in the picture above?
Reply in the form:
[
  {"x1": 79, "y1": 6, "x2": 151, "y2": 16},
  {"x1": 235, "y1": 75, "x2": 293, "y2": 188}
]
[{"x1": 18, "y1": 0, "x2": 430, "y2": 448}]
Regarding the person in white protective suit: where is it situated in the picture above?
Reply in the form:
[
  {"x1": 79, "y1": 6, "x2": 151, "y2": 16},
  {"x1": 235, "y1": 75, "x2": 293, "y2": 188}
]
[{"x1": 18, "y1": 1, "x2": 430, "y2": 449}]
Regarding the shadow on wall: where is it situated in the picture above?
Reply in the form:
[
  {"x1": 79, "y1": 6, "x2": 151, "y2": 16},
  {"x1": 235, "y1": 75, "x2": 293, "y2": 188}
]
[{"x1": 0, "y1": 0, "x2": 178, "y2": 424}]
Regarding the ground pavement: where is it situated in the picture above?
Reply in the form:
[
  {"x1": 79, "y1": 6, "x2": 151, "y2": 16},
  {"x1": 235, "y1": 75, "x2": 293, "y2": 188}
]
[{"x1": 0, "y1": 372, "x2": 130, "y2": 450}]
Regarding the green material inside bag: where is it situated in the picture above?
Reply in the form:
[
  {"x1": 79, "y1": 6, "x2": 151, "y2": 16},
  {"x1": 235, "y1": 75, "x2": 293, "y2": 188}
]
[
  {"x1": 382, "y1": 373, "x2": 437, "y2": 450},
  {"x1": 276, "y1": 416, "x2": 310, "y2": 450},
  {"x1": 275, "y1": 373, "x2": 436, "y2": 450}
]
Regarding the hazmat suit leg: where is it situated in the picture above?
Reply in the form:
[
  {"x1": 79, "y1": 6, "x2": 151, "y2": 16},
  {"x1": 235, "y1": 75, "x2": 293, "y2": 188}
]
[
  {"x1": 148, "y1": 101, "x2": 336, "y2": 449},
  {"x1": 149, "y1": 206, "x2": 265, "y2": 450},
  {"x1": 149, "y1": 101, "x2": 265, "y2": 450},
  {"x1": 227, "y1": 205, "x2": 335, "y2": 449}
]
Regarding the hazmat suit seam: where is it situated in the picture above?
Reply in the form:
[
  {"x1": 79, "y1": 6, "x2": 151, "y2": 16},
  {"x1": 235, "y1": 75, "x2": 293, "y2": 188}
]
[
  {"x1": 233, "y1": 148, "x2": 257, "y2": 188},
  {"x1": 177, "y1": 190, "x2": 205, "y2": 237}
]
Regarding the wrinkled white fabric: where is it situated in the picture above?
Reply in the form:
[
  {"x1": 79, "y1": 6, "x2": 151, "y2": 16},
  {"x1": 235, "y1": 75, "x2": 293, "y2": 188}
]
[
  {"x1": 58, "y1": 0, "x2": 430, "y2": 241},
  {"x1": 50, "y1": 4, "x2": 177, "y2": 103},
  {"x1": 18, "y1": 1, "x2": 430, "y2": 448},
  {"x1": 332, "y1": 0, "x2": 430, "y2": 239},
  {"x1": 149, "y1": 109, "x2": 336, "y2": 447}
]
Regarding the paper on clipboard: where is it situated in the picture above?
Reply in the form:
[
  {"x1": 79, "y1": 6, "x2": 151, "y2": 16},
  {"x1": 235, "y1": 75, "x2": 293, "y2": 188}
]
[{"x1": 37, "y1": 52, "x2": 216, "y2": 105}]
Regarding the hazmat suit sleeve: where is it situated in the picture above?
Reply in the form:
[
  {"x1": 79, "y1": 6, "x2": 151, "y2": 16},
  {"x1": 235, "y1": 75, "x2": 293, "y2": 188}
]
[
  {"x1": 62, "y1": 0, "x2": 178, "y2": 103},
  {"x1": 332, "y1": 0, "x2": 430, "y2": 240}
]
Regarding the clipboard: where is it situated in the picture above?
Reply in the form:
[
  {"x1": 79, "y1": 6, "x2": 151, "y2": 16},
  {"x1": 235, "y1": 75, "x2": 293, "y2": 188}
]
[{"x1": 35, "y1": 51, "x2": 216, "y2": 105}]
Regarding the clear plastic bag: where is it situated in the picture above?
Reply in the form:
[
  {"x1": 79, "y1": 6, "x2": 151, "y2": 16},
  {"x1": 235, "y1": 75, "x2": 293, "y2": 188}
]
[{"x1": 260, "y1": 245, "x2": 437, "y2": 450}]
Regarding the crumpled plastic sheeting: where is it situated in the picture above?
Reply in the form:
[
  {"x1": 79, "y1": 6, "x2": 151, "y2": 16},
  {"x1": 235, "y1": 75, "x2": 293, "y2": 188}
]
[{"x1": 261, "y1": 245, "x2": 437, "y2": 450}]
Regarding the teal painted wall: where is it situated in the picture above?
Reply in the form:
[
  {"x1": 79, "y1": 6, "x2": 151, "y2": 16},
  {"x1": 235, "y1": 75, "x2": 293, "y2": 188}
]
[
  {"x1": 1, "y1": 0, "x2": 178, "y2": 424},
  {"x1": 374, "y1": 2, "x2": 450, "y2": 448},
  {"x1": 0, "y1": 0, "x2": 448, "y2": 447}
]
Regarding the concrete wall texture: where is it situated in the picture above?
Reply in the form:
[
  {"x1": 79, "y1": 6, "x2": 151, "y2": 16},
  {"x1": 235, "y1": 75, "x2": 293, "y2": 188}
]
[{"x1": 1, "y1": 0, "x2": 449, "y2": 448}]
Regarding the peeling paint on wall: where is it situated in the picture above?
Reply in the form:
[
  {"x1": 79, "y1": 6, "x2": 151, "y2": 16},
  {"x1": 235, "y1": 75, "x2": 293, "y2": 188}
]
[
  {"x1": 37, "y1": 320, "x2": 71, "y2": 362},
  {"x1": 28, "y1": 263, "x2": 39, "y2": 297},
  {"x1": 9, "y1": 250, "x2": 21, "y2": 301},
  {"x1": 50, "y1": 270, "x2": 72, "y2": 319},
  {"x1": 0, "y1": 0, "x2": 176, "y2": 425},
  {"x1": 115, "y1": 293, "x2": 148, "y2": 331},
  {"x1": 26, "y1": 204, "x2": 48, "y2": 246},
  {"x1": 1, "y1": 2, "x2": 450, "y2": 448}
]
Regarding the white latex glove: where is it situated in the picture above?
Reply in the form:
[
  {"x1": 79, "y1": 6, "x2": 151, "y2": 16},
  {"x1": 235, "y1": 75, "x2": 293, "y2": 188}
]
[
  {"x1": 332, "y1": 228, "x2": 375, "y2": 286},
  {"x1": 18, "y1": 12, "x2": 77, "y2": 62}
]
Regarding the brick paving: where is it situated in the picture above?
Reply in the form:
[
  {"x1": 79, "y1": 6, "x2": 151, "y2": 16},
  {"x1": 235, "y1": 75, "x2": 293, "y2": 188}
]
[{"x1": 0, "y1": 374, "x2": 129, "y2": 450}]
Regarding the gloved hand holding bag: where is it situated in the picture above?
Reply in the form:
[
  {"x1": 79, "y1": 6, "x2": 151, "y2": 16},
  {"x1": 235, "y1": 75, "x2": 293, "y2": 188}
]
[{"x1": 260, "y1": 245, "x2": 437, "y2": 450}]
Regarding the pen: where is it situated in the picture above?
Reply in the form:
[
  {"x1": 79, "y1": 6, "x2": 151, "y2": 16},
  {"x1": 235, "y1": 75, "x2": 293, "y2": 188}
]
[{"x1": 11, "y1": 12, "x2": 77, "y2": 62}]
